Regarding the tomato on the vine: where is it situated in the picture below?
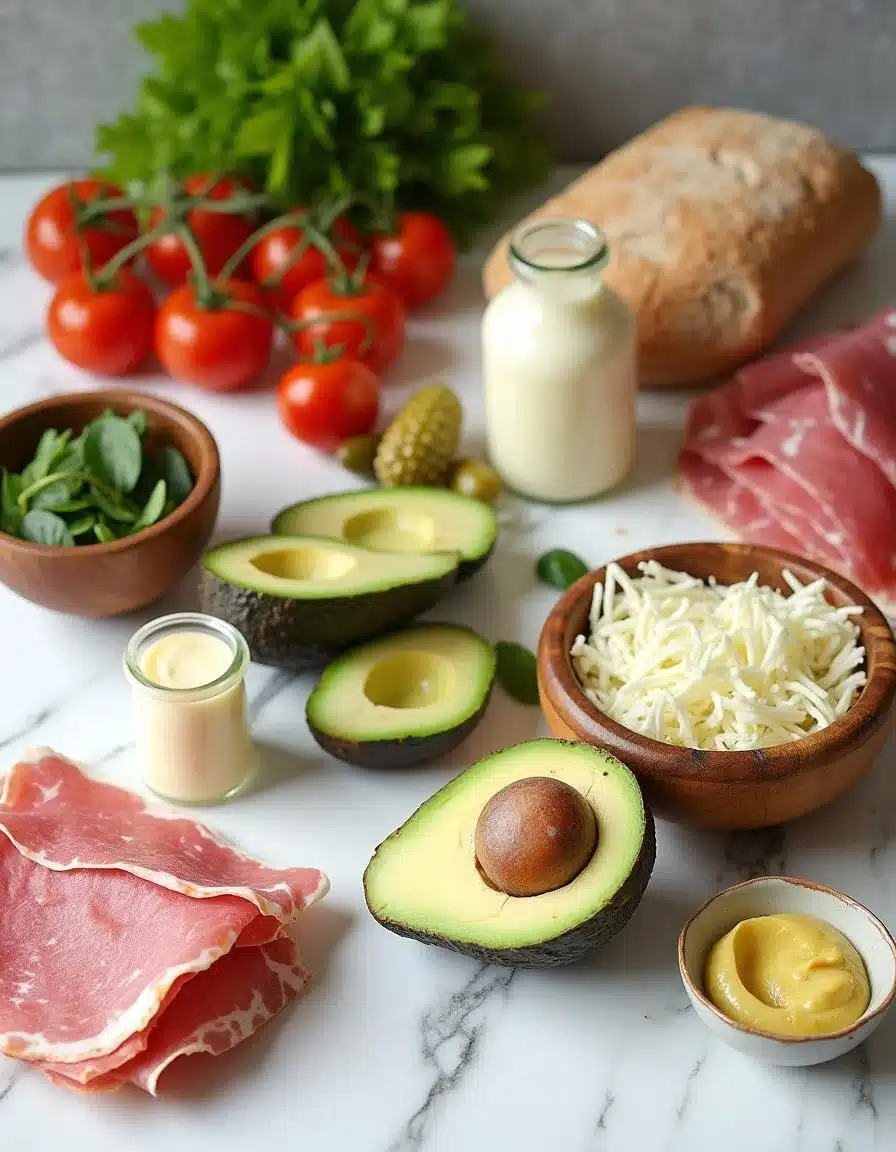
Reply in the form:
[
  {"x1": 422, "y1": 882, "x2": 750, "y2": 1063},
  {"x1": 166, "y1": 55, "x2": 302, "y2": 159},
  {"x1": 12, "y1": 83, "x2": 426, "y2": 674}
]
[
  {"x1": 145, "y1": 174, "x2": 257, "y2": 287},
  {"x1": 47, "y1": 268, "x2": 155, "y2": 376},
  {"x1": 251, "y1": 215, "x2": 362, "y2": 314},
  {"x1": 290, "y1": 275, "x2": 406, "y2": 374},
  {"x1": 369, "y1": 212, "x2": 456, "y2": 310},
  {"x1": 25, "y1": 180, "x2": 138, "y2": 284},
  {"x1": 155, "y1": 279, "x2": 273, "y2": 392},
  {"x1": 277, "y1": 359, "x2": 380, "y2": 451}
]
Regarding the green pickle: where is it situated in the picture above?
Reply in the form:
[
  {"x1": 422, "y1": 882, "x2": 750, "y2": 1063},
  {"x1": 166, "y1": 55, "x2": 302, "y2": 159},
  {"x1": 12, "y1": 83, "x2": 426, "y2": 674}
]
[
  {"x1": 336, "y1": 434, "x2": 381, "y2": 477},
  {"x1": 449, "y1": 458, "x2": 502, "y2": 504}
]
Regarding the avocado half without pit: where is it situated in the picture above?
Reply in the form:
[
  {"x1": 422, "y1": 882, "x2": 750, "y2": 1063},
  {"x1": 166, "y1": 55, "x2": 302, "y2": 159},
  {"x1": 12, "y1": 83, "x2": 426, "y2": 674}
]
[
  {"x1": 272, "y1": 487, "x2": 498, "y2": 581},
  {"x1": 199, "y1": 534, "x2": 460, "y2": 671},
  {"x1": 363, "y1": 739, "x2": 656, "y2": 968},
  {"x1": 307, "y1": 624, "x2": 496, "y2": 769}
]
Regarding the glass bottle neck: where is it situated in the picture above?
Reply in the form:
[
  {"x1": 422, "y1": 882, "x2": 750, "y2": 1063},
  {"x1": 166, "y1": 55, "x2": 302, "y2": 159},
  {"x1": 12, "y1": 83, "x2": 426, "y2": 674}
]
[{"x1": 509, "y1": 217, "x2": 609, "y2": 302}]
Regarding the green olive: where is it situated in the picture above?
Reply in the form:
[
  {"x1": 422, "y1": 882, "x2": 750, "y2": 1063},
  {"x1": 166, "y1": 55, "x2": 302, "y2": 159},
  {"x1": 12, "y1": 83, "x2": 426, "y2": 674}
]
[
  {"x1": 336, "y1": 434, "x2": 381, "y2": 477},
  {"x1": 449, "y1": 458, "x2": 502, "y2": 504}
]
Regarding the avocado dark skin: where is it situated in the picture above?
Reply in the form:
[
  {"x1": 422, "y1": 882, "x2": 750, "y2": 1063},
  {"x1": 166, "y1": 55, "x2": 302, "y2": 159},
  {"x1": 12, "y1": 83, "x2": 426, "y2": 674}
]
[
  {"x1": 198, "y1": 567, "x2": 458, "y2": 672},
  {"x1": 364, "y1": 808, "x2": 656, "y2": 968},
  {"x1": 308, "y1": 688, "x2": 494, "y2": 769}
]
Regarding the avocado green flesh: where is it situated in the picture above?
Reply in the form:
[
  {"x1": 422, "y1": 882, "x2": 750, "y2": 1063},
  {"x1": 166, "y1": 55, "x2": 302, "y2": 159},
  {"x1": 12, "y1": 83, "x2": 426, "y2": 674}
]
[
  {"x1": 363, "y1": 739, "x2": 654, "y2": 965},
  {"x1": 198, "y1": 535, "x2": 460, "y2": 671},
  {"x1": 308, "y1": 624, "x2": 495, "y2": 743},
  {"x1": 272, "y1": 488, "x2": 497, "y2": 579}
]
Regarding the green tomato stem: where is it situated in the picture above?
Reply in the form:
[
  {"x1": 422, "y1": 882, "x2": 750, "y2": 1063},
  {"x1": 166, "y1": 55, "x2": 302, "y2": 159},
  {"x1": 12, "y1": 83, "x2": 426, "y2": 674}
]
[
  {"x1": 176, "y1": 224, "x2": 216, "y2": 307},
  {"x1": 216, "y1": 208, "x2": 310, "y2": 283}
]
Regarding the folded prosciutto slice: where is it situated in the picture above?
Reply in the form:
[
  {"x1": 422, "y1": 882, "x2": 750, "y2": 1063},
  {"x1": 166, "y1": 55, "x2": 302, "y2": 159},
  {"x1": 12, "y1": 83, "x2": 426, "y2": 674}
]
[
  {"x1": 0, "y1": 749, "x2": 328, "y2": 1095},
  {"x1": 679, "y1": 308, "x2": 896, "y2": 613}
]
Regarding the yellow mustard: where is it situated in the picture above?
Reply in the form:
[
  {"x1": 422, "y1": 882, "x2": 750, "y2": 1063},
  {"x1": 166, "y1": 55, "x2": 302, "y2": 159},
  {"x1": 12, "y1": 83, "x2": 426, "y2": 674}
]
[{"x1": 704, "y1": 913, "x2": 870, "y2": 1038}]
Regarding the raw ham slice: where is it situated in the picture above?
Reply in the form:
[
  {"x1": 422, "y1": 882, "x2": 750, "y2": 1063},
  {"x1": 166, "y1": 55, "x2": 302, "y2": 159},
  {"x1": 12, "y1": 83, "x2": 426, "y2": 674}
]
[
  {"x1": 680, "y1": 308, "x2": 896, "y2": 612},
  {"x1": 0, "y1": 749, "x2": 328, "y2": 1095},
  {"x1": 41, "y1": 936, "x2": 310, "y2": 1095}
]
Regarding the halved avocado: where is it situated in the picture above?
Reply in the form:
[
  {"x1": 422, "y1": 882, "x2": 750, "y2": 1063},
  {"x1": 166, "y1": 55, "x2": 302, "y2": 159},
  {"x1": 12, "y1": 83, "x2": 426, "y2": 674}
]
[
  {"x1": 199, "y1": 535, "x2": 460, "y2": 671},
  {"x1": 271, "y1": 488, "x2": 497, "y2": 581},
  {"x1": 307, "y1": 624, "x2": 496, "y2": 769},
  {"x1": 363, "y1": 739, "x2": 655, "y2": 968}
]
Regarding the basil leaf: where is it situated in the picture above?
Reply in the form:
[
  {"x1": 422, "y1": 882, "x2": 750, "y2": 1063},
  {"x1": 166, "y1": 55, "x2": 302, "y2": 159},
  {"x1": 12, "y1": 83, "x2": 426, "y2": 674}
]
[
  {"x1": 494, "y1": 641, "x2": 539, "y2": 706},
  {"x1": 153, "y1": 445, "x2": 194, "y2": 506},
  {"x1": 83, "y1": 416, "x2": 142, "y2": 493},
  {"x1": 0, "y1": 469, "x2": 23, "y2": 537},
  {"x1": 90, "y1": 485, "x2": 139, "y2": 523},
  {"x1": 126, "y1": 410, "x2": 148, "y2": 437},
  {"x1": 45, "y1": 497, "x2": 93, "y2": 515},
  {"x1": 67, "y1": 514, "x2": 98, "y2": 537},
  {"x1": 94, "y1": 521, "x2": 118, "y2": 543},
  {"x1": 536, "y1": 549, "x2": 589, "y2": 591},
  {"x1": 131, "y1": 479, "x2": 167, "y2": 532},
  {"x1": 21, "y1": 509, "x2": 75, "y2": 547}
]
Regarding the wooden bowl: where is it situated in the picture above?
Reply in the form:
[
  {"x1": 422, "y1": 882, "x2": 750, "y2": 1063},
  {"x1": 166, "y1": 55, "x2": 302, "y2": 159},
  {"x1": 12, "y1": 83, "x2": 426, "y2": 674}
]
[
  {"x1": 537, "y1": 542, "x2": 896, "y2": 829},
  {"x1": 0, "y1": 390, "x2": 220, "y2": 618}
]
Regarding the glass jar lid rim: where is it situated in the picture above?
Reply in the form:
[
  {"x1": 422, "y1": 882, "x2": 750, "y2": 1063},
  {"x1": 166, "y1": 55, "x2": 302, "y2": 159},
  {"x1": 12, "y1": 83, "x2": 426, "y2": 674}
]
[
  {"x1": 123, "y1": 611, "x2": 250, "y2": 697},
  {"x1": 509, "y1": 217, "x2": 609, "y2": 274}
]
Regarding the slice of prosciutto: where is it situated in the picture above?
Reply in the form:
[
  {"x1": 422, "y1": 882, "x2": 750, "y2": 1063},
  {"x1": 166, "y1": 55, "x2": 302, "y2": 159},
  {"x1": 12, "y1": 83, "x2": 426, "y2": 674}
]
[
  {"x1": 0, "y1": 749, "x2": 328, "y2": 1095},
  {"x1": 679, "y1": 308, "x2": 896, "y2": 613}
]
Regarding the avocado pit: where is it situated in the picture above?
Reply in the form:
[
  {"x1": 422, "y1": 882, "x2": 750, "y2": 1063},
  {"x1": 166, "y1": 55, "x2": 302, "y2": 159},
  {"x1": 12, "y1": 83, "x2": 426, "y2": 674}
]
[{"x1": 474, "y1": 776, "x2": 598, "y2": 897}]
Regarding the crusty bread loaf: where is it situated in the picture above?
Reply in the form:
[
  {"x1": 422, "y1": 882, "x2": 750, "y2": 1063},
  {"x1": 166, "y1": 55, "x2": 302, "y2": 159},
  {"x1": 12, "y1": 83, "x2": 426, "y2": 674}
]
[{"x1": 483, "y1": 107, "x2": 881, "y2": 388}]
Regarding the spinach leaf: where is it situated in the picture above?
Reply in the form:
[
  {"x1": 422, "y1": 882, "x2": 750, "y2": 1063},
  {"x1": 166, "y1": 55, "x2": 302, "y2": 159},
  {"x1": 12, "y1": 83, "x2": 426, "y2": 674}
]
[
  {"x1": 153, "y1": 445, "x2": 194, "y2": 506},
  {"x1": 83, "y1": 415, "x2": 142, "y2": 493},
  {"x1": 90, "y1": 485, "x2": 139, "y2": 523},
  {"x1": 67, "y1": 514, "x2": 98, "y2": 537},
  {"x1": 494, "y1": 641, "x2": 540, "y2": 706},
  {"x1": 536, "y1": 549, "x2": 589, "y2": 591},
  {"x1": 0, "y1": 469, "x2": 23, "y2": 536},
  {"x1": 127, "y1": 410, "x2": 148, "y2": 437},
  {"x1": 132, "y1": 479, "x2": 167, "y2": 532},
  {"x1": 21, "y1": 509, "x2": 75, "y2": 547}
]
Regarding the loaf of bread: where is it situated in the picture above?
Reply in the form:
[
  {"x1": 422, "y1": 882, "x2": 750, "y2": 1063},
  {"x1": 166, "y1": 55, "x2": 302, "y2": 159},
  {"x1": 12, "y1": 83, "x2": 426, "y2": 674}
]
[{"x1": 482, "y1": 107, "x2": 881, "y2": 388}]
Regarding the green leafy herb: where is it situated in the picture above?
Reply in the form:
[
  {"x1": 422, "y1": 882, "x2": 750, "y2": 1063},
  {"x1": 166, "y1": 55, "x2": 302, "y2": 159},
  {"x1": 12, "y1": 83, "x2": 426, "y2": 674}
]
[
  {"x1": 83, "y1": 416, "x2": 142, "y2": 494},
  {"x1": 95, "y1": 0, "x2": 551, "y2": 245},
  {"x1": 0, "y1": 408, "x2": 195, "y2": 548},
  {"x1": 494, "y1": 640, "x2": 539, "y2": 706},
  {"x1": 132, "y1": 479, "x2": 167, "y2": 532},
  {"x1": 153, "y1": 446, "x2": 194, "y2": 506},
  {"x1": 536, "y1": 549, "x2": 589, "y2": 591},
  {"x1": 21, "y1": 509, "x2": 75, "y2": 547}
]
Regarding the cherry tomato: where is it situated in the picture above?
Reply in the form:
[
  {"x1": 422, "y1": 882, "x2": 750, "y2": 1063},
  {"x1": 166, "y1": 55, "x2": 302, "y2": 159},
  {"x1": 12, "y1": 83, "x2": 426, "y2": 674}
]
[
  {"x1": 145, "y1": 174, "x2": 257, "y2": 287},
  {"x1": 251, "y1": 216, "x2": 362, "y2": 314},
  {"x1": 290, "y1": 276, "x2": 406, "y2": 374},
  {"x1": 25, "y1": 180, "x2": 138, "y2": 284},
  {"x1": 155, "y1": 279, "x2": 273, "y2": 392},
  {"x1": 369, "y1": 212, "x2": 456, "y2": 309},
  {"x1": 47, "y1": 269, "x2": 155, "y2": 376},
  {"x1": 277, "y1": 359, "x2": 381, "y2": 451}
]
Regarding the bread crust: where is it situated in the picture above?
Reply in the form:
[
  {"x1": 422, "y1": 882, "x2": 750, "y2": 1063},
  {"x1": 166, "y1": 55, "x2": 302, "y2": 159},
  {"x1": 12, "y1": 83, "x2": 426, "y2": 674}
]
[{"x1": 482, "y1": 107, "x2": 881, "y2": 388}]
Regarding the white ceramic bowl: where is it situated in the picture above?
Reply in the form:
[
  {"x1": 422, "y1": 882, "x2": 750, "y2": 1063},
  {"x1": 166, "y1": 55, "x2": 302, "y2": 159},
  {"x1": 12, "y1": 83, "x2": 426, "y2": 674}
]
[{"x1": 678, "y1": 876, "x2": 896, "y2": 1067}]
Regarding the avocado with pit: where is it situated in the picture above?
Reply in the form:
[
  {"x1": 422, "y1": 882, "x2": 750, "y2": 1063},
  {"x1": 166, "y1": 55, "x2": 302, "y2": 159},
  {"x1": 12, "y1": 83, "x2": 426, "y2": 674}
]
[
  {"x1": 363, "y1": 739, "x2": 655, "y2": 968},
  {"x1": 307, "y1": 624, "x2": 496, "y2": 769},
  {"x1": 271, "y1": 487, "x2": 497, "y2": 581},
  {"x1": 199, "y1": 534, "x2": 460, "y2": 671}
]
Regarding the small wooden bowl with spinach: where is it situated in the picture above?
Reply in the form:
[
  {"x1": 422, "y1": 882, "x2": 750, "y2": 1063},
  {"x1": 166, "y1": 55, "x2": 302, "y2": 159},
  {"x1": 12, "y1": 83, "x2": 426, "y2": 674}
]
[{"x1": 0, "y1": 391, "x2": 220, "y2": 617}]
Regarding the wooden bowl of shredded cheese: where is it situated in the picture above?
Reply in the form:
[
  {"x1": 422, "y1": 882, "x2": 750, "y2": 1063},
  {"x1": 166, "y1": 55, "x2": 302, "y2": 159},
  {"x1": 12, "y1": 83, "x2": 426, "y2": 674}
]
[{"x1": 537, "y1": 542, "x2": 896, "y2": 829}]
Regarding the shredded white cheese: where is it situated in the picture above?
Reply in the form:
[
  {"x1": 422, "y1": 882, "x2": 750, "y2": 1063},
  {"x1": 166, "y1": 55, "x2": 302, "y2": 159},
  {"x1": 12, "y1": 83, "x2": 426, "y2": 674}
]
[{"x1": 571, "y1": 561, "x2": 866, "y2": 751}]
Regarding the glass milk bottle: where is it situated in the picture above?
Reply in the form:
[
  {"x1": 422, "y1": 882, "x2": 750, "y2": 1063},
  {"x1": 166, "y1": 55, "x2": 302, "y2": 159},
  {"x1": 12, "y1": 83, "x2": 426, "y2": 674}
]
[{"x1": 482, "y1": 218, "x2": 637, "y2": 503}]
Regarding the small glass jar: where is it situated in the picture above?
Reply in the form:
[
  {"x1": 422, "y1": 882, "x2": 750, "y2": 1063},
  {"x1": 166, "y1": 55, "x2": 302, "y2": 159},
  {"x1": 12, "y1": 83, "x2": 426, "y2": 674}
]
[
  {"x1": 481, "y1": 217, "x2": 637, "y2": 504},
  {"x1": 124, "y1": 612, "x2": 254, "y2": 805}
]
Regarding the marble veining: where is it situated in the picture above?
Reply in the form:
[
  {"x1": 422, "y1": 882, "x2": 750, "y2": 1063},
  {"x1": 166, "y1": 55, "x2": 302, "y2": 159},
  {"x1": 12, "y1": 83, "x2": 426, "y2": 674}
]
[{"x1": 0, "y1": 165, "x2": 895, "y2": 1150}]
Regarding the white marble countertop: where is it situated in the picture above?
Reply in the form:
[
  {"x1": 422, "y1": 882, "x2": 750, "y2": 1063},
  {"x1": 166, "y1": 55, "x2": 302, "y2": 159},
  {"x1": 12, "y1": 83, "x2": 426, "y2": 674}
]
[{"x1": 1, "y1": 162, "x2": 895, "y2": 1152}]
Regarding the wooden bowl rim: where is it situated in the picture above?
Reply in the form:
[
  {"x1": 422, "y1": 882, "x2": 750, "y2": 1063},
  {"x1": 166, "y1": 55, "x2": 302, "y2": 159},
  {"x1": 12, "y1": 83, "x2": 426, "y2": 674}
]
[
  {"x1": 537, "y1": 541, "x2": 896, "y2": 785},
  {"x1": 0, "y1": 389, "x2": 219, "y2": 556},
  {"x1": 677, "y1": 875, "x2": 896, "y2": 1044}
]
